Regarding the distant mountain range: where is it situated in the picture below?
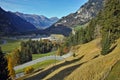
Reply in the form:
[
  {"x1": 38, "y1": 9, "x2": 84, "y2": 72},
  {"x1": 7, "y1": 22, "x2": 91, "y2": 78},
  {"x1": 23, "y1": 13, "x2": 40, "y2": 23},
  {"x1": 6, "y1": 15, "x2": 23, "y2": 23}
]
[
  {"x1": 0, "y1": 7, "x2": 37, "y2": 36},
  {"x1": 0, "y1": 7, "x2": 59, "y2": 36},
  {"x1": 14, "y1": 12, "x2": 59, "y2": 29},
  {"x1": 46, "y1": 0, "x2": 104, "y2": 36},
  {"x1": 0, "y1": 0, "x2": 104, "y2": 36}
]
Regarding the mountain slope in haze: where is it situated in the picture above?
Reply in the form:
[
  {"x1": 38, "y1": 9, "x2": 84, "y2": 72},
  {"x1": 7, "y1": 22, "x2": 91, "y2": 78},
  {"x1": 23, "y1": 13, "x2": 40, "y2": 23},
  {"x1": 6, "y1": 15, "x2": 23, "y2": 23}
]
[
  {"x1": 46, "y1": 0, "x2": 104, "y2": 36},
  {"x1": 0, "y1": 7, "x2": 37, "y2": 36},
  {"x1": 0, "y1": 7, "x2": 16, "y2": 36},
  {"x1": 14, "y1": 12, "x2": 59, "y2": 29},
  {"x1": 50, "y1": 17, "x2": 59, "y2": 23}
]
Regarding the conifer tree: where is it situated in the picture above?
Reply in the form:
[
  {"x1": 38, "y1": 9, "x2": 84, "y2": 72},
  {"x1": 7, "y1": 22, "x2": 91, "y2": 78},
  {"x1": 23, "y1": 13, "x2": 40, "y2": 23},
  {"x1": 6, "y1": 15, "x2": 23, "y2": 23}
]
[
  {"x1": 0, "y1": 47, "x2": 11, "y2": 80},
  {"x1": 101, "y1": 31, "x2": 111, "y2": 55}
]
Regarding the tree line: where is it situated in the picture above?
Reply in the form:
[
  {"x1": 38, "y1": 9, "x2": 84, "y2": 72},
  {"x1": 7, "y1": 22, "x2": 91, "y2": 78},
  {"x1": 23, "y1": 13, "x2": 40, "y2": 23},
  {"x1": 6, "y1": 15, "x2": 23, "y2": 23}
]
[
  {"x1": 14, "y1": 39, "x2": 59, "y2": 64},
  {"x1": 97, "y1": 0, "x2": 120, "y2": 55},
  {"x1": 65, "y1": 19, "x2": 95, "y2": 47}
]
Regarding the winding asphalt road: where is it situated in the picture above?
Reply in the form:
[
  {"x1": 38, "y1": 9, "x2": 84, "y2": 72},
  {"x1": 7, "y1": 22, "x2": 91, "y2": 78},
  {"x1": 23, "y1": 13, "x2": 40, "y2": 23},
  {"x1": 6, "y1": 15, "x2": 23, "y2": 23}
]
[
  {"x1": 15, "y1": 52, "x2": 73, "y2": 78},
  {"x1": 14, "y1": 51, "x2": 73, "y2": 70}
]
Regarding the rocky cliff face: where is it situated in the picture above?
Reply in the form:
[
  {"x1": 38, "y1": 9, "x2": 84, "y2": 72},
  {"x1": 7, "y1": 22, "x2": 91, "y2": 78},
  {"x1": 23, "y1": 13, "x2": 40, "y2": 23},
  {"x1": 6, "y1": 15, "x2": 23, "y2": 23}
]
[
  {"x1": 54, "y1": 0, "x2": 104, "y2": 27},
  {"x1": 46, "y1": 0, "x2": 104, "y2": 36},
  {"x1": 76, "y1": 0, "x2": 104, "y2": 25}
]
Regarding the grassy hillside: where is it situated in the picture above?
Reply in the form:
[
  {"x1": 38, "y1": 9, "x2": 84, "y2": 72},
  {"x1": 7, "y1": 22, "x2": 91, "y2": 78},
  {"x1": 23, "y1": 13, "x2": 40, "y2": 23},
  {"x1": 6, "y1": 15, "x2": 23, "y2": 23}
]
[
  {"x1": 18, "y1": 38, "x2": 120, "y2": 80},
  {"x1": 23, "y1": 38, "x2": 101, "y2": 80},
  {"x1": 65, "y1": 38, "x2": 120, "y2": 80},
  {"x1": 37, "y1": 38, "x2": 120, "y2": 80}
]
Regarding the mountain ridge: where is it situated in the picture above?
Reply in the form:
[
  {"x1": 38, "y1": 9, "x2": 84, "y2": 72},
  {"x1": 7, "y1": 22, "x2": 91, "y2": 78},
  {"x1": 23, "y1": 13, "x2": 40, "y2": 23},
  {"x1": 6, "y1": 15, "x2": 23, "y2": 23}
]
[
  {"x1": 14, "y1": 12, "x2": 59, "y2": 29},
  {"x1": 0, "y1": 7, "x2": 37, "y2": 36},
  {"x1": 46, "y1": 0, "x2": 104, "y2": 36}
]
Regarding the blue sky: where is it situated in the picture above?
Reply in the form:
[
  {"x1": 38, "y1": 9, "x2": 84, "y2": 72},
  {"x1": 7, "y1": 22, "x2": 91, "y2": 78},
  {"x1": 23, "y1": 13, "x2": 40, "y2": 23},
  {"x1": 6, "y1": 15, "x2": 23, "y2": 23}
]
[{"x1": 0, "y1": 0, "x2": 88, "y2": 18}]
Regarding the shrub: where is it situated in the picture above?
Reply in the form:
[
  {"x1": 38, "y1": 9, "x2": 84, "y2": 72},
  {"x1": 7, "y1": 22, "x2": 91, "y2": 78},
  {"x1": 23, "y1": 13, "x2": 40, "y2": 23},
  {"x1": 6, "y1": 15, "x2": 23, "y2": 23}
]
[
  {"x1": 101, "y1": 33, "x2": 111, "y2": 55},
  {"x1": 73, "y1": 53, "x2": 76, "y2": 57},
  {"x1": 24, "y1": 66, "x2": 34, "y2": 74}
]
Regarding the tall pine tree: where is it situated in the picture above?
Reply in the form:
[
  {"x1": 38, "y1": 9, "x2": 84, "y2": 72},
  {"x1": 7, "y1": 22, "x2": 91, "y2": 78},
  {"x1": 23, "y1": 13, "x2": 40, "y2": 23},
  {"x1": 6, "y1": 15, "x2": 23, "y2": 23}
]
[{"x1": 0, "y1": 47, "x2": 11, "y2": 80}]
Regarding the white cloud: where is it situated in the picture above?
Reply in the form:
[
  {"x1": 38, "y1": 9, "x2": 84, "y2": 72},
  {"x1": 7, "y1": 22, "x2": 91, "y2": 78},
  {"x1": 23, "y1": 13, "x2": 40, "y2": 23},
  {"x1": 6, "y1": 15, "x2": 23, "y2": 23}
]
[{"x1": 0, "y1": 1, "x2": 23, "y2": 11}]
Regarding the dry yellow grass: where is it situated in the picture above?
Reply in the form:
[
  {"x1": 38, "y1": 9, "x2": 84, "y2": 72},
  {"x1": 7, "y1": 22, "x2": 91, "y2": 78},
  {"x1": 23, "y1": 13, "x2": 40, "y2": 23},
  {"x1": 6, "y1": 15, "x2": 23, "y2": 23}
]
[
  {"x1": 65, "y1": 38, "x2": 120, "y2": 80},
  {"x1": 43, "y1": 38, "x2": 102, "y2": 80},
  {"x1": 23, "y1": 38, "x2": 120, "y2": 80},
  {"x1": 43, "y1": 57, "x2": 81, "y2": 80},
  {"x1": 70, "y1": 38, "x2": 101, "y2": 64}
]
